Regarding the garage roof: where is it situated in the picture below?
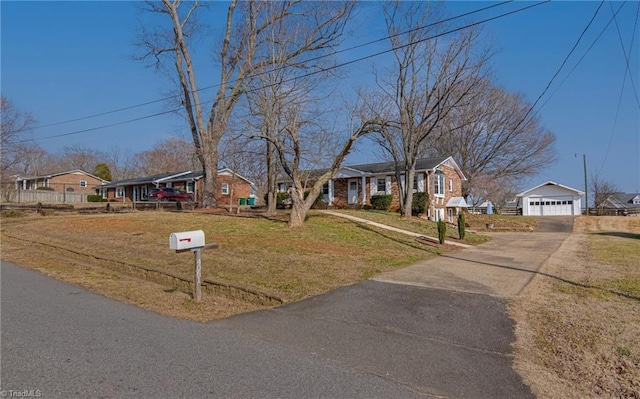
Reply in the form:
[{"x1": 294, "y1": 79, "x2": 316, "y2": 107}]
[{"x1": 516, "y1": 181, "x2": 584, "y2": 197}]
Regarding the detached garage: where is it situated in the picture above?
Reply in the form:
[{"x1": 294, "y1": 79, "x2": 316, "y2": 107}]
[{"x1": 517, "y1": 181, "x2": 584, "y2": 216}]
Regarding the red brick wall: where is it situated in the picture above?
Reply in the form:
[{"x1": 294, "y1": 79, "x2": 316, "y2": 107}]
[
  {"x1": 214, "y1": 174, "x2": 251, "y2": 206},
  {"x1": 426, "y1": 165, "x2": 463, "y2": 222},
  {"x1": 47, "y1": 173, "x2": 104, "y2": 195}
]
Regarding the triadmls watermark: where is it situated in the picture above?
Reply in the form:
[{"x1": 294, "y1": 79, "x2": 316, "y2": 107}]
[{"x1": 0, "y1": 390, "x2": 43, "y2": 398}]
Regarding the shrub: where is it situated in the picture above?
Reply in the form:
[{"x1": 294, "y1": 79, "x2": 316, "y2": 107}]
[
  {"x1": 437, "y1": 219, "x2": 447, "y2": 244},
  {"x1": 458, "y1": 213, "x2": 466, "y2": 240},
  {"x1": 412, "y1": 192, "x2": 429, "y2": 215},
  {"x1": 276, "y1": 192, "x2": 290, "y2": 209},
  {"x1": 371, "y1": 194, "x2": 392, "y2": 211},
  {"x1": 87, "y1": 195, "x2": 103, "y2": 202},
  {"x1": 36, "y1": 186, "x2": 54, "y2": 191},
  {"x1": 1, "y1": 210, "x2": 26, "y2": 218}
]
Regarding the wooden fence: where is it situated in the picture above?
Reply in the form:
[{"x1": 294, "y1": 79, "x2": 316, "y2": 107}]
[{"x1": 1, "y1": 189, "x2": 88, "y2": 204}]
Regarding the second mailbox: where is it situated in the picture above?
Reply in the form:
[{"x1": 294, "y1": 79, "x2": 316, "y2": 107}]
[{"x1": 169, "y1": 230, "x2": 205, "y2": 251}]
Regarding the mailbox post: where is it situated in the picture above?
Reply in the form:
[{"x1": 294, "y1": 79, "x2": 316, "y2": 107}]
[{"x1": 169, "y1": 230, "x2": 209, "y2": 302}]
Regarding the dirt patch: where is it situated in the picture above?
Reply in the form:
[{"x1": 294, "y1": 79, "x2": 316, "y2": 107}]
[{"x1": 511, "y1": 216, "x2": 640, "y2": 398}]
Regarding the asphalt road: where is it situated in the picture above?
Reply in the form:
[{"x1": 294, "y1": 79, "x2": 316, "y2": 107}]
[{"x1": 1, "y1": 260, "x2": 532, "y2": 398}]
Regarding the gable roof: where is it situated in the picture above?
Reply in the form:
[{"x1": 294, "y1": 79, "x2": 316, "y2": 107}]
[
  {"x1": 279, "y1": 156, "x2": 466, "y2": 183},
  {"x1": 99, "y1": 169, "x2": 254, "y2": 189},
  {"x1": 601, "y1": 193, "x2": 640, "y2": 209},
  {"x1": 517, "y1": 181, "x2": 585, "y2": 197},
  {"x1": 15, "y1": 169, "x2": 109, "y2": 184},
  {"x1": 348, "y1": 156, "x2": 449, "y2": 174}
]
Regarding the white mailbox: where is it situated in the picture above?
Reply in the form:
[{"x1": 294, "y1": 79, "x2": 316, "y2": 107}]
[{"x1": 169, "y1": 230, "x2": 205, "y2": 251}]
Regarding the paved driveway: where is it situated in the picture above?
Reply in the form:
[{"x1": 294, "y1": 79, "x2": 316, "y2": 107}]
[{"x1": 373, "y1": 231, "x2": 570, "y2": 298}]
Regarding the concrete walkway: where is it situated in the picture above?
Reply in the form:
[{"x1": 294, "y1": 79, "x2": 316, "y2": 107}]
[{"x1": 320, "y1": 210, "x2": 471, "y2": 248}]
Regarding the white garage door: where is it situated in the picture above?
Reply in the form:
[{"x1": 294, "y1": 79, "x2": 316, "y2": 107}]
[{"x1": 528, "y1": 196, "x2": 574, "y2": 216}]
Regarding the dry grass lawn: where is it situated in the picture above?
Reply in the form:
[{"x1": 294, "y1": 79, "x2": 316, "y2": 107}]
[
  {"x1": 1, "y1": 209, "x2": 441, "y2": 320},
  {"x1": 511, "y1": 216, "x2": 640, "y2": 398}
]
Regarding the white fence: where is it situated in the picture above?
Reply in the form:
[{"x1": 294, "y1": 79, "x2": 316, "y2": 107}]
[{"x1": 1, "y1": 189, "x2": 88, "y2": 204}]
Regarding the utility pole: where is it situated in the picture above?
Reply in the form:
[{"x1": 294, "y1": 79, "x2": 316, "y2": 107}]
[
  {"x1": 583, "y1": 154, "x2": 588, "y2": 216},
  {"x1": 576, "y1": 153, "x2": 589, "y2": 216}
]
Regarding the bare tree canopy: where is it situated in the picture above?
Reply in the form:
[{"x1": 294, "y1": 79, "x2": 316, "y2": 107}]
[
  {"x1": 365, "y1": 1, "x2": 491, "y2": 217},
  {"x1": 54, "y1": 145, "x2": 105, "y2": 172},
  {"x1": 137, "y1": 0, "x2": 354, "y2": 208},
  {"x1": 133, "y1": 136, "x2": 199, "y2": 176},
  {"x1": 425, "y1": 80, "x2": 557, "y2": 200},
  {"x1": 591, "y1": 173, "x2": 621, "y2": 214},
  {"x1": 1, "y1": 96, "x2": 37, "y2": 178}
]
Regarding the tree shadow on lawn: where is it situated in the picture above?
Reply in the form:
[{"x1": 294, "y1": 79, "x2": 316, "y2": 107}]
[
  {"x1": 595, "y1": 232, "x2": 640, "y2": 240},
  {"x1": 440, "y1": 254, "x2": 640, "y2": 302}
]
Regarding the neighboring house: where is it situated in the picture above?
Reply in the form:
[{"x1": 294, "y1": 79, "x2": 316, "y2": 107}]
[
  {"x1": 15, "y1": 169, "x2": 109, "y2": 195},
  {"x1": 516, "y1": 181, "x2": 584, "y2": 216},
  {"x1": 97, "y1": 168, "x2": 253, "y2": 206},
  {"x1": 278, "y1": 156, "x2": 467, "y2": 224},
  {"x1": 596, "y1": 193, "x2": 640, "y2": 215}
]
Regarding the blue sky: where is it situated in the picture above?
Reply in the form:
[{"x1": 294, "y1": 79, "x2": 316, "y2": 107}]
[{"x1": 2, "y1": 1, "x2": 639, "y2": 193}]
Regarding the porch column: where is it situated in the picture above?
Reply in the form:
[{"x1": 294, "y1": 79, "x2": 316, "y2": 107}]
[
  {"x1": 328, "y1": 179, "x2": 334, "y2": 206},
  {"x1": 361, "y1": 175, "x2": 366, "y2": 205}
]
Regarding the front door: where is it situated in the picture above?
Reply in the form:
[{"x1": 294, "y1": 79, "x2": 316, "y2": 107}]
[{"x1": 348, "y1": 180, "x2": 358, "y2": 205}]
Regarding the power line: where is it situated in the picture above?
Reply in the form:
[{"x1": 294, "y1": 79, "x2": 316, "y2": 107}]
[
  {"x1": 599, "y1": 0, "x2": 640, "y2": 175},
  {"x1": 609, "y1": 0, "x2": 640, "y2": 109},
  {"x1": 21, "y1": 1, "x2": 549, "y2": 144},
  {"x1": 510, "y1": 0, "x2": 605, "y2": 134},
  {"x1": 31, "y1": 1, "x2": 515, "y2": 131},
  {"x1": 537, "y1": 1, "x2": 627, "y2": 113}
]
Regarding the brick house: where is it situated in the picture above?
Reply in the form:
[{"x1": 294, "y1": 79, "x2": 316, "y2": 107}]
[
  {"x1": 15, "y1": 169, "x2": 109, "y2": 195},
  {"x1": 96, "y1": 168, "x2": 253, "y2": 205},
  {"x1": 278, "y1": 156, "x2": 467, "y2": 223}
]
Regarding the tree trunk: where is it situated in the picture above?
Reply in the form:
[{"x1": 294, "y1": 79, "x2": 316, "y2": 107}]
[
  {"x1": 266, "y1": 140, "x2": 277, "y2": 214},
  {"x1": 200, "y1": 142, "x2": 218, "y2": 208}
]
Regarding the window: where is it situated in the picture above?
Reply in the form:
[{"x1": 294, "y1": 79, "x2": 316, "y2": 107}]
[
  {"x1": 80, "y1": 180, "x2": 87, "y2": 187},
  {"x1": 434, "y1": 172, "x2": 444, "y2": 196},
  {"x1": 449, "y1": 179, "x2": 453, "y2": 192},
  {"x1": 633, "y1": 197, "x2": 640, "y2": 205},
  {"x1": 377, "y1": 177, "x2": 386, "y2": 193},
  {"x1": 221, "y1": 183, "x2": 229, "y2": 195},
  {"x1": 186, "y1": 181, "x2": 195, "y2": 193},
  {"x1": 322, "y1": 183, "x2": 329, "y2": 195},
  {"x1": 66, "y1": 187, "x2": 74, "y2": 192},
  {"x1": 116, "y1": 187, "x2": 125, "y2": 198},
  {"x1": 101, "y1": 189, "x2": 107, "y2": 199}
]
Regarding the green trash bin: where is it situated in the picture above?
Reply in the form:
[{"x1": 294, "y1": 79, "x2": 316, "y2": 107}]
[
  {"x1": 247, "y1": 197, "x2": 255, "y2": 206},
  {"x1": 239, "y1": 198, "x2": 246, "y2": 205}
]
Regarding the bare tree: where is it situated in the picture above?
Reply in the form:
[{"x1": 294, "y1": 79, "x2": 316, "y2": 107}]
[
  {"x1": 366, "y1": 2, "x2": 490, "y2": 217},
  {"x1": 132, "y1": 136, "x2": 199, "y2": 176},
  {"x1": 591, "y1": 173, "x2": 620, "y2": 215},
  {"x1": 1, "y1": 96, "x2": 37, "y2": 179},
  {"x1": 425, "y1": 80, "x2": 556, "y2": 199},
  {"x1": 14, "y1": 144, "x2": 59, "y2": 176},
  {"x1": 137, "y1": 0, "x2": 354, "y2": 208},
  {"x1": 104, "y1": 146, "x2": 137, "y2": 180},
  {"x1": 56, "y1": 145, "x2": 105, "y2": 172},
  {"x1": 255, "y1": 105, "x2": 386, "y2": 227}
]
